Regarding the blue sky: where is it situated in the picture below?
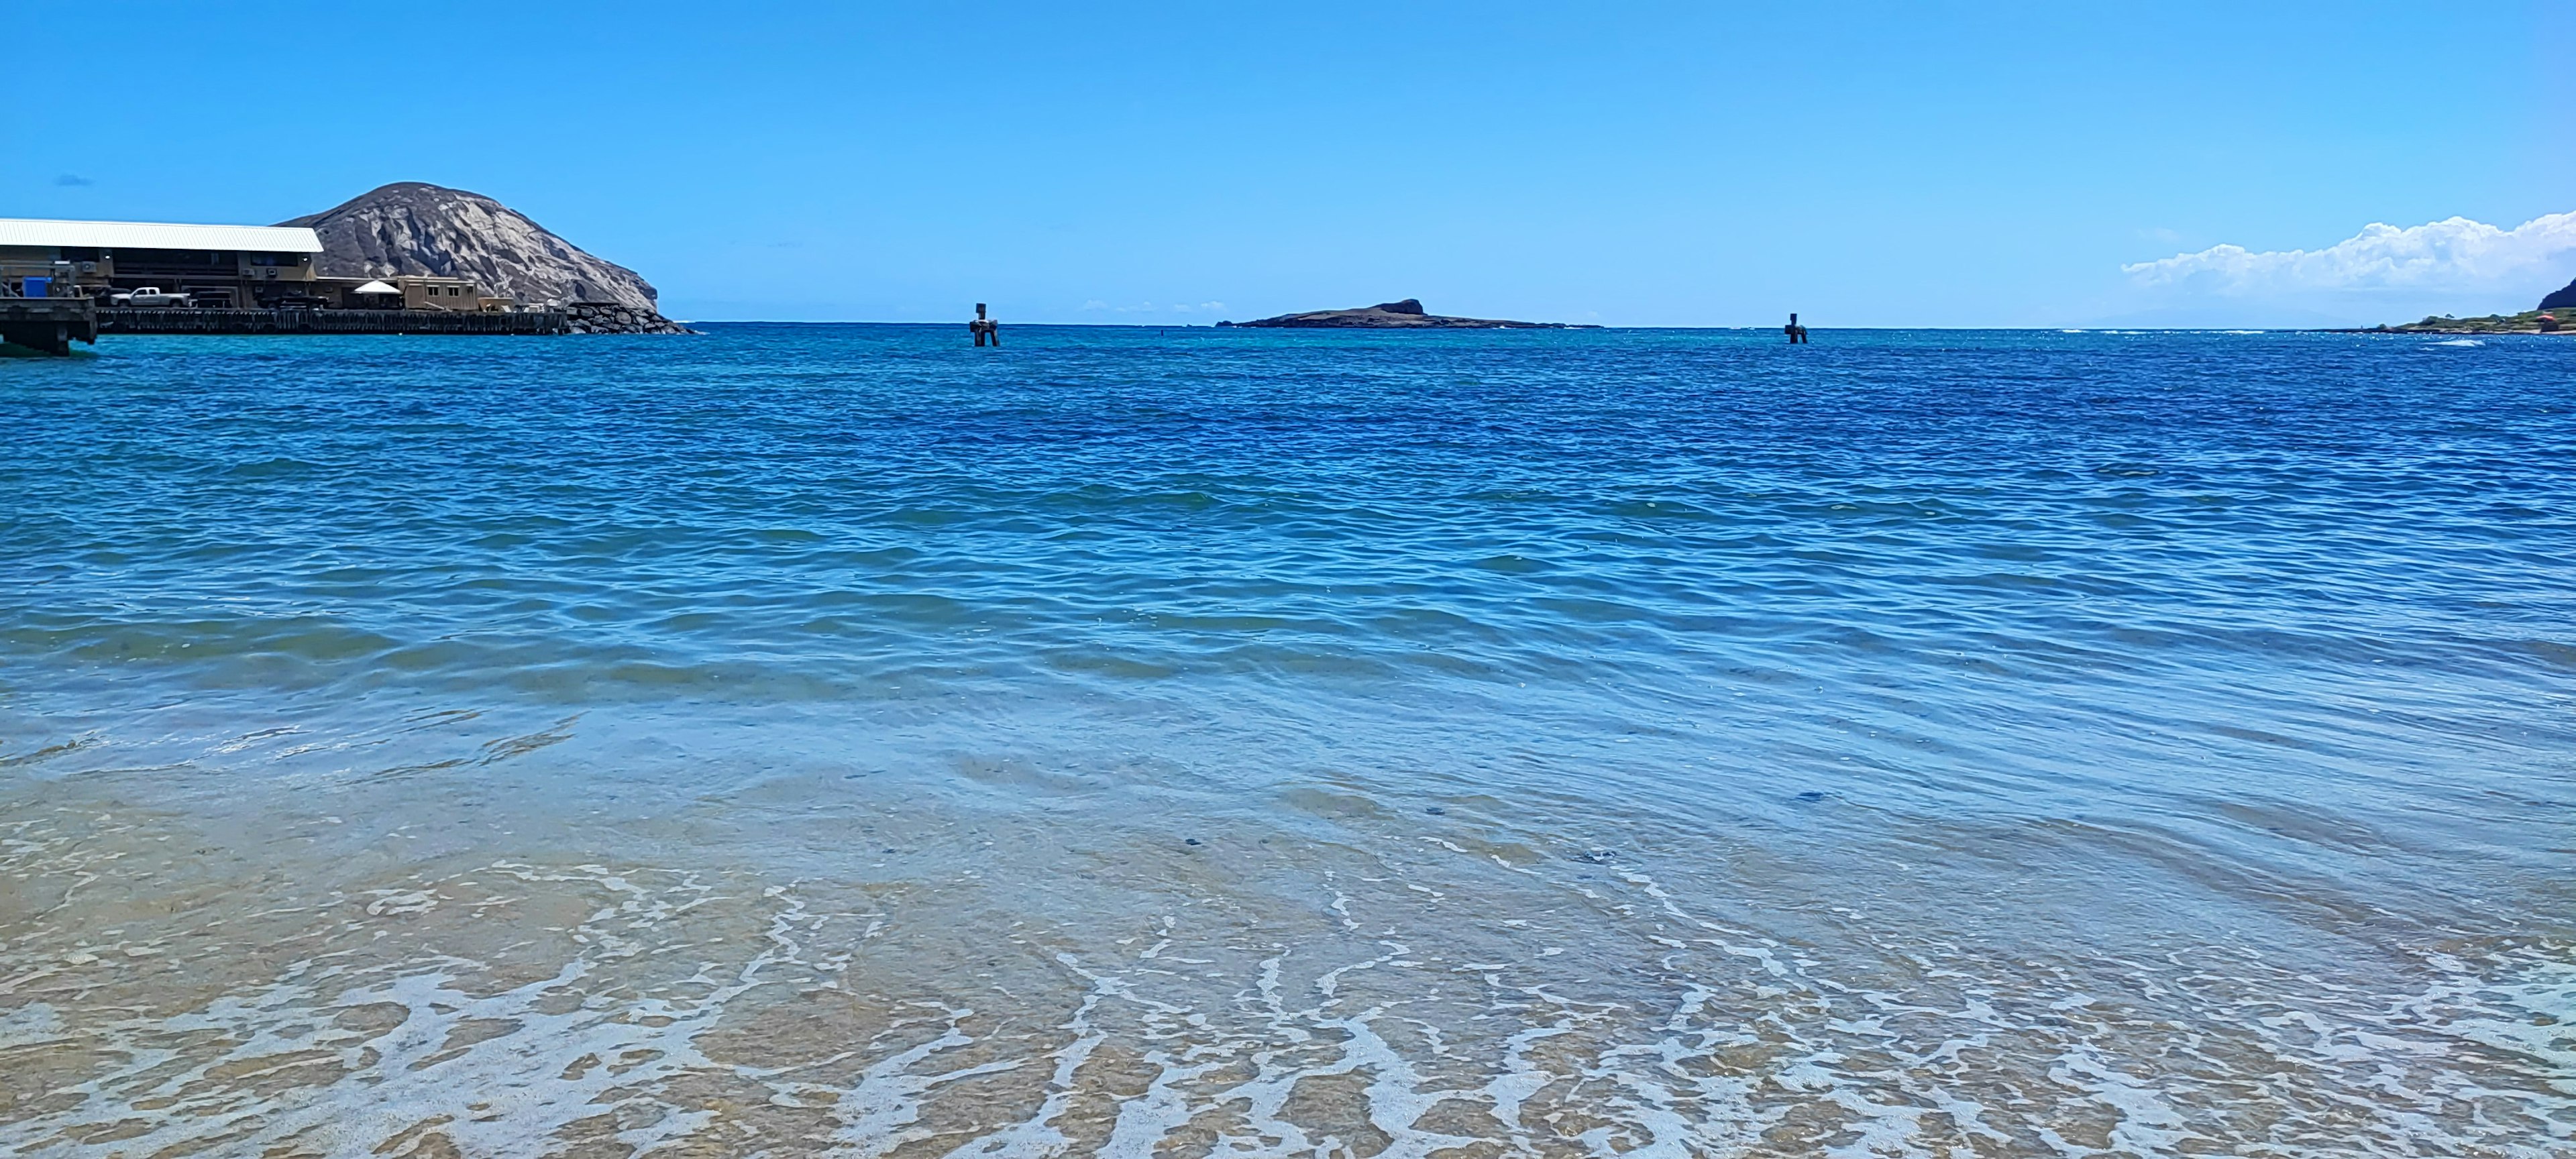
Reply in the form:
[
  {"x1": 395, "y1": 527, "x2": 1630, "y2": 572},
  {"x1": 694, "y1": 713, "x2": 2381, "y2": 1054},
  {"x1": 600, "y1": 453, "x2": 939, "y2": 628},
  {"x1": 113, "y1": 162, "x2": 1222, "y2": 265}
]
[{"x1": 9, "y1": 3, "x2": 2571, "y2": 327}]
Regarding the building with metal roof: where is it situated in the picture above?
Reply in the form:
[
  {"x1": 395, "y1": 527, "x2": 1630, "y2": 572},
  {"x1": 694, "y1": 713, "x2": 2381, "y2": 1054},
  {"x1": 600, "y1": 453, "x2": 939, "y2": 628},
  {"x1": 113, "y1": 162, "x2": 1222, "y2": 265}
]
[
  {"x1": 1, "y1": 216, "x2": 327, "y2": 308},
  {"x1": 0, "y1": 218, "x2": 323, "y2": 254}
]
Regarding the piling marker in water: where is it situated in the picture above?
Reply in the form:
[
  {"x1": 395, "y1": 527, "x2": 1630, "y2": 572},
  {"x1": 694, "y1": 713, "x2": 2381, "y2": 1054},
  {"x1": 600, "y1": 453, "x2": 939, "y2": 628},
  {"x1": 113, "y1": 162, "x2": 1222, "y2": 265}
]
[
  {"x1": 1785, "y1": 313, "x2": 1809, "y2": 343},
  {"x1": 970, "y1": 302, "x2": 1000, "y2": 347}
]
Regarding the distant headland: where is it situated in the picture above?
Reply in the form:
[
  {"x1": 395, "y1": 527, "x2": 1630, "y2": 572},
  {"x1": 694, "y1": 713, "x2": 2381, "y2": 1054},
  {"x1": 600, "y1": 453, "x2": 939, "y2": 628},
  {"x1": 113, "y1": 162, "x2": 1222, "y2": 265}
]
[
  {"x1": 2365, "y1": 276, "x2": 2574, "y2": 335},
  {"x1": 1218, "y1": 298, "x2": 1595, "y2": 329}
]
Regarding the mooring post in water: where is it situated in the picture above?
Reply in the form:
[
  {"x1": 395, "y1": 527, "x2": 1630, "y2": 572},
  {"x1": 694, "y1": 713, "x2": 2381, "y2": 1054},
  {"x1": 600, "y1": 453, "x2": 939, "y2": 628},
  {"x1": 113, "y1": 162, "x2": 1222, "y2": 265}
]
[
  {"x1": 970, "y1": 302, "x2": 1000, "y2": 347},
  {"x1": 1785, "y1": 313, "x2": 1809, "y2": 344}
]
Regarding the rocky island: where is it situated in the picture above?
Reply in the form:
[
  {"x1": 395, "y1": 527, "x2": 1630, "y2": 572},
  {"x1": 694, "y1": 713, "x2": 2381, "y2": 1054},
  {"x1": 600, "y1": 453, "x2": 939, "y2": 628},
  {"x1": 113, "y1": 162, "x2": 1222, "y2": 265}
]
[
  {"x1": 2369, "y1": 277, "x2": 2573, "y2": 335},
  {"x1": 1219, "y1": 298, "x2": 1593, "y2": 329},
  {"x1": 281, "y1": 182, "x2": 691, "y2": 334}
]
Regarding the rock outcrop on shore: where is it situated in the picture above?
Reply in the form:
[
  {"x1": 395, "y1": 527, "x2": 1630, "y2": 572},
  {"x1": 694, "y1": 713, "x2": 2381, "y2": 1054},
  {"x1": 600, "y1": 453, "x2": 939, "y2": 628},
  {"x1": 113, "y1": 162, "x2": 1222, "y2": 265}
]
[
  {"x1": 280, "y1": 183, "x2": 692, "y2": 334},
  {"x1": 1221, "y1": 298, "x2": 1591, "y2": 329},
  {"x1": 2373, "y1": 278, "x2": 2576, "y2": 333},
  {"x1": 2375, "y1": 308, "x2": 2566, "y2": 335}
]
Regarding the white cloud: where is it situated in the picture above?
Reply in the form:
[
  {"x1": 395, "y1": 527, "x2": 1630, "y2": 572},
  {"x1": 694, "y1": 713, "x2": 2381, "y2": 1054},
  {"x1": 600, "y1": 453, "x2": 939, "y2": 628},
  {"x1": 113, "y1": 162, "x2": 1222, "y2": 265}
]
[{"x1": 2124, "y1": 211, "x2": 2576, "y2": 294}]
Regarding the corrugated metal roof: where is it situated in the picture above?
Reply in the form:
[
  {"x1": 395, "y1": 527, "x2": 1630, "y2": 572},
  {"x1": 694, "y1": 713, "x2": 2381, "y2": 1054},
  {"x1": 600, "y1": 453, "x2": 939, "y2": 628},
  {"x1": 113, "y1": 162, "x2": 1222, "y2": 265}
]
[{"x1": 0, "y1": 218, "x2": 324, "y2": 254}]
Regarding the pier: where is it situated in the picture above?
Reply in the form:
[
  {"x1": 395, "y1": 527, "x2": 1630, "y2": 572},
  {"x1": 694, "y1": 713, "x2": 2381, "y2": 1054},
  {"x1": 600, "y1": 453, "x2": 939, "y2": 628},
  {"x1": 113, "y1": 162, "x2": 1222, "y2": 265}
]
[
  {"x1": 0, "y1": 298, "x2": 99, "y2": 355},
  {"x1": 99, "y1": 307, "x2": 569, "y2": 337},
  {"x1": 3, "y1": 301, "x2": 578, "y2": 353}
]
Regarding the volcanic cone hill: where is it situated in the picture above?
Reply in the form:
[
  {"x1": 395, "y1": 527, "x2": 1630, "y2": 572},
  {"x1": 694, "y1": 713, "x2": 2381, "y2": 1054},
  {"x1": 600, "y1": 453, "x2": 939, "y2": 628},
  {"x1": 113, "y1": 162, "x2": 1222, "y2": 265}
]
[{"x1": 280, "y1": 182, "x2": 688, "y2": 334}]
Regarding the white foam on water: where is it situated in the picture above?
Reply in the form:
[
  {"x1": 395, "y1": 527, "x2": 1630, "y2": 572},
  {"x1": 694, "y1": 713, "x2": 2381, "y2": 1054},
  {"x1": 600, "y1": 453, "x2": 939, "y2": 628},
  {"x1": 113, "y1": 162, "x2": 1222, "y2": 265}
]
[
  {"x1": 824, "y1": 1006, "x2": 1022, "y2": 1157},
  {"x1": 0, "y1": 863, "x2": 794, "y2": 1158},
  {"x1": 4, "y1": 804, "x2": 2573, "y2": 1157},
  {"x1": 936, "y1": 988, "x2": 1105, "y2": 1158},
  {"x1": 2048, "y1": 1043, "x2": 2194, "y2": 1156}
]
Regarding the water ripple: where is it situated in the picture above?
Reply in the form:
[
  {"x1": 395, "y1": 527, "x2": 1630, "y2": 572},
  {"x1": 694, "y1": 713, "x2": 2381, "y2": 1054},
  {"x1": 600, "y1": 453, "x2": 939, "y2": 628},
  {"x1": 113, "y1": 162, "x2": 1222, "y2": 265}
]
[{"x1": 2, "y1": 327, "x2": 2572, "y2": 1154}]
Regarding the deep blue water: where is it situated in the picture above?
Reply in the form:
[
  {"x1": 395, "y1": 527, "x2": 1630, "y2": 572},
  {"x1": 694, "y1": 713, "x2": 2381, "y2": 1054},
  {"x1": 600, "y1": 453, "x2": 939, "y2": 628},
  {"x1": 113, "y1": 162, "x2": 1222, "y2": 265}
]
[{"x1": 1, "y1": 325, "x2": 2571, "y2": 1155}]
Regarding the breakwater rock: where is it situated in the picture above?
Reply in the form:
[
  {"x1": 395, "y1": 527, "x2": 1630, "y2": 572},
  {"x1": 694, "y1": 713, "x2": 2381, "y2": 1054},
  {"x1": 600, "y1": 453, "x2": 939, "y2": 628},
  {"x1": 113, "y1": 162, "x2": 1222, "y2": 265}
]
[
  {"x1": 282, "y1": 182, "x2": 690, "y2": 335},
  {"x1": 567, "y1": 302, "x2": 694, "y2": 335},
  {"x1": 1221, "y1": 298, "x2": 1593, "y2": 329}
]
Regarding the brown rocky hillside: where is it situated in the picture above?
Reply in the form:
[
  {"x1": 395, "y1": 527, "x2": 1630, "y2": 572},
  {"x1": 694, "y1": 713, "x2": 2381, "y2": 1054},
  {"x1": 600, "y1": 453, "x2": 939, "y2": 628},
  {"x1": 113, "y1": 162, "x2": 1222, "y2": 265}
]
[{"x1": 280, "y1": 183, "x2": 687, "y2": 333}]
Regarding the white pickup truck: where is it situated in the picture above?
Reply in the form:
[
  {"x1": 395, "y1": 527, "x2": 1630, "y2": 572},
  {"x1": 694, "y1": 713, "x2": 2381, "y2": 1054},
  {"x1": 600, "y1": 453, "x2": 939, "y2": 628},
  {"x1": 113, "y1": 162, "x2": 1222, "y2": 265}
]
[{"x1": 110, "y1": 287, "x2": 193, "y2": 307}]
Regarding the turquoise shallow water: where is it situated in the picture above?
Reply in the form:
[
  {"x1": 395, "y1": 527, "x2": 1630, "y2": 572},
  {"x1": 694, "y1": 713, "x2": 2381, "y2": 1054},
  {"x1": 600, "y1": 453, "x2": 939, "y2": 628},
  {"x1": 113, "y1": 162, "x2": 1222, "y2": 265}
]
[{"x1": 1, "y1": 326, "x2": 2571, "y2": 1156}]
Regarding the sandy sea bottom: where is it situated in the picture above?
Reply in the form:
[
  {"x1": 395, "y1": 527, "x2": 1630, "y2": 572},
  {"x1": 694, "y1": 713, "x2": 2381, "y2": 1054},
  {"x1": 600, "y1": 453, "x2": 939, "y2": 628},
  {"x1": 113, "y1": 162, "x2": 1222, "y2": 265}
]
[{"x1": 2, "y1": 695, "x2": 2568, "y2": 1159}]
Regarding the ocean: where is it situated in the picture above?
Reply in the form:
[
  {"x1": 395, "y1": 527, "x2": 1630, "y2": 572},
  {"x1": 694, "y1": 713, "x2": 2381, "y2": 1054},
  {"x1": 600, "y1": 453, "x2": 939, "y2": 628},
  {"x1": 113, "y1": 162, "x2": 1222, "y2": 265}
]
[{"x1": 1, "y1": 325, "x2": 2569, "y2": 1157}]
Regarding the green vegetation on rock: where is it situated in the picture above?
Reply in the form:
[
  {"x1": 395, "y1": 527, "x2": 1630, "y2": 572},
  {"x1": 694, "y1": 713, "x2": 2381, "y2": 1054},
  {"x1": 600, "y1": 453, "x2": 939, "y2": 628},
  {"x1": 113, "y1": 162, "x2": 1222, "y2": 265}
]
[{"x1": 2373, "y1": 309, "x2": 2565, "y2": 335}]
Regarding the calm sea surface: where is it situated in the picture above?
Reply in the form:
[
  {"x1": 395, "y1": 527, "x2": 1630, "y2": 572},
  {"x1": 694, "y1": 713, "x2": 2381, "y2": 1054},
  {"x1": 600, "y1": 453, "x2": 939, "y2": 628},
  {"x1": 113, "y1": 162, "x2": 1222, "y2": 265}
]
[{"x1": 1, "y1": 325, "x2": 2571, "y2": 1156}]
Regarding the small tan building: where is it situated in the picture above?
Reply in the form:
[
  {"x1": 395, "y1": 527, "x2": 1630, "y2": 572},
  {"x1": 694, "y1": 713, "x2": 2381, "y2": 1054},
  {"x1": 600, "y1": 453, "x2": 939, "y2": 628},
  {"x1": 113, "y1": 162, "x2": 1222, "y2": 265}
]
[
  {"x1": 316, "y1": 274, "x2": 510, "y2": 312},
  {"x1": 399, "y1": 276, "x2": 479, "y2": 311}
]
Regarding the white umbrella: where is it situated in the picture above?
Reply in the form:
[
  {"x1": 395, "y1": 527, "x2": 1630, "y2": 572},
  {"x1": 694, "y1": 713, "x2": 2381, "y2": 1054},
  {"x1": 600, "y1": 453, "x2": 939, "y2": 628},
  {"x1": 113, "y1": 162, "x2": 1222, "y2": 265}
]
[{"x1": 352, "y1": 280, "x2": 398, "y2": 294}]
